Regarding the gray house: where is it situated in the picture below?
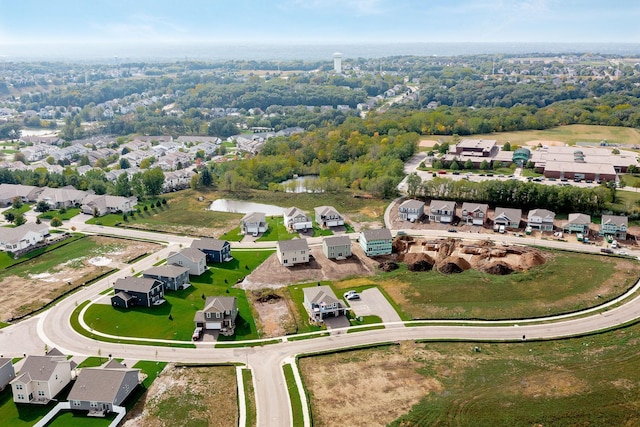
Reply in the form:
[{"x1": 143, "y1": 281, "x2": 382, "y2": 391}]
[
  {"x1": 398, "y1": 199, "x2": 425, "y2": 222},
  {"x1": 276, "y1": 239, "x2": 310, "y2": 267},
  {"x1": 461, "y1": 202, "x2": 488, "y2": 225},
  {"x1": 493, "y1": 207, "x2": 522, "y2": 229},
  {"x1": 143, "y1": 265, "x2": 190, "y2": 291},
  {"x1": 283, "y1": 207, "x2": 312, "y2": 231},
  {"x1": 194, "y1": 296, "x2": 238, "y2": 336},
  {"x1": 0, "y1": 358, "x2": 15, "y2": 391},
  {"x1": 302, "y1": 285, "x2": 346, "y2": 323},
  {"x1": 67, "y1": 360, "x2": 139, "y2": 416},
  {"x1": 322, "y1": 235, "x2": 352, "y2": 260},
  {"x1": 111, "y1": 277, "x2": 165, "y2": 309},
  {"x1": 167, "y1": 248, "x2": 207, "y2": 276}
]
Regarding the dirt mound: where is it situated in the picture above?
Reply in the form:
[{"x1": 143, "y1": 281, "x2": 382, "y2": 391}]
[
  {"x1": 521, "y1": 251, "x2": 546, "y2": 268},
  {"x1": 252, "y1": 290, "x2": 282, "y2": 303},
  {"x1": 379, "y1": 261, "x2": 399, "y2": 272},
  {"x1": 408, "y1": 260, "x2": 433, "y2": 272},
  {"x1": 437, "y1": 256, "x2": 471, "y2": 274},
  {"x1": 393, "y1": 236, "x2": 415, "y2": 254},
  {"x1": 401, "y1": 252, "x2": 436, "y2": 265},
  {"x1": 484, "y1": 262, "x2": 514, "y2": 275}
]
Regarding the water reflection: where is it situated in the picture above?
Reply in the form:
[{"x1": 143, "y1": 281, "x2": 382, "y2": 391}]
[{"x1": 209, "y1": 199, "x2": 285, "y2": 216}]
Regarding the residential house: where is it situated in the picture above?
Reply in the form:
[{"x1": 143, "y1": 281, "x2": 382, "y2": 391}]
[
  {"x1": 193, "y1": 296, "x2": 238, "y2": 336},
  {"x1": 493, "y1": 207, "x2": 522, "y2": 229},
  {"x1": 283, "y1": 207, "x2": 312, "y2": 231},
  {"x1": 527, "y1": 209, "x2": 556, "y2": 231},
  {"x1": 600, "y1": 215, "x2": 628, "y2": 240},
  {"x1": 428, "y1": 200, "x2": 456, "y2": 223},
  {"x1": 322, "y1": 235, "x2": 352, "y2": 260},
  {"x1": 36, "y1": 187, "x2": 88, "y2": 209},
  {"x1": 167, "y1": 248, "x2": 207, "y2": 276},
  {"x1": 143, "y1": 265, "x2": 190, "y2": 291},
  {"x1": 0, "y1": 183, "x2": 42, "y2": 206},
  {"x1": 80, "y1": 194, "x2": 137, "y2": 216},
  {"x1": 0, "y1": 223, "x2": 49, "y2": 252},
  {"x1": 241, "y1": 212, "x2": 268, "y2": 235},
  {"x1": 190, "y1": 238, "x2": 232, "y2": 263},
  {"x1": 111, "y1": 277, "x2": 165, "y2": 309},
  {"x1": 359, "y1": 229, "x2": 393, "y2": 256},
  {"x1": 10, "y1": 349, "x2": 76, "y2": 404},
  {"x1": 302, "y1": 285, "x2": 346, "y2": 322},
  {"x1": 276, "y1": 239, "x2": 309, "y2": 267},
  {"x1": 67, "y1": 360, "x2": 139, "y2": 416},
  {"x1": 314, "y1": 206, "x2": 344, "y2": 228},
  {"x1": 0, "y1": 358, "x2": 15, "y2": 391},
  {"x1": 562, "y1": 213, "x2": 591, "y2": 234},
  {"x1": 398, "y1": 199, "x2": 425, "y2": 222},
  {"x1": 461, "y1": 202, "x2": 489, "y2": 225}
]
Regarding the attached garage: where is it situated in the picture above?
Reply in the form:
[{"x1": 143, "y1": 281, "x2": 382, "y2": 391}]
[
  {"x1": 206, "y1": 322, "x2": 222, "y2": 329},
  {"x1": 326, "y1": 220, "x2": 339, "y2": 227}
]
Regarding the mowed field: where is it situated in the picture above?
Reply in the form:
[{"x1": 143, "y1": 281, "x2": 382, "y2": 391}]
[
  {"x1": 301, "y1": 325, "x2": 640, "y2": 427},
  {"x1": 467, "y1": 124, "x2": 640, "y2": 146}
]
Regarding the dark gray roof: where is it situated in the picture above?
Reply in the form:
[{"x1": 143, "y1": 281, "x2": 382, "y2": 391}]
[
  {"x1": 143, "y1": 264, "x2": 189, "y2": 278},
  {"x1": 602, "y1": 215, "x2": 628, "y2": 227},
  {"x1": 13, "y1": 355, "x2": 68, "y2": 382},
  {"x1": 461, "y1": 202, "x2": 488, "y2": 213},
  {"x1": 361, "y1": 228, "x2": 393, "y2": 241},
  {"x1": 191, "y1": 237, "x2": 229, "y2": 251},
  {"x1": 323, "y1": 235, "x2": 351, "y2": 247},
  {"x1": 277, "y1": 238, "x2": 309, "y2": 252},
  {"x1": 67, "y1": 367, "x2": 138, "y2": 403},
  {"x1": 0, "y1": 357, "x2": 12, "y2": 369},
  {"x1": 114, "y1": 277, "x2": 160, "y2": 294},
  {"x1": 170, "y1": 247, "x2": 206, "y2": 262}
]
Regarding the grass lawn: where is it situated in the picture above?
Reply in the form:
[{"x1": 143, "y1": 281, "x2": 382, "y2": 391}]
[
  {"x1": 256, "y1": 216, "x2": 298, "y2": 242},
  {"x1": 468, "y1": 124, "x2": 640, "y2": 146},
  {"x1": 76, "y1": 356, "x2": 124, "y2": 368},
  {"x1": 38, "y1": 208, "x2": 81, "y2": 221},
  {"x1": 0, "y1": 234, "x2": 84, "y2": 273},
  {"x1": 611, "y1": 187, "x2": 640, "y2": 215},
  {"x1": 221, "y1": 227, "x2": 244, "y2": 242},
  {"x1": 242, "y1": 368, "x2": 257, "y2": 427},
  {"x1": 283, "y1": 364, "x2": 305, "y2": 427},
  {"x1": 0, "y1": 387, "x2": 53, "y2": 427},
  {"x1": 338, "y1": 250, "x2": 637, "y2": 320},
  {"x1": 311, "y1": 225, "x2": 333, "y2": 237},
  {"x1": 2, "y1": 203, "x2": 31, "y2": 218},
  {"x1": 83, "y1": 250, "x2": 272, "y2": 341},
  {"x1": 46, "y1": 411, "x2": 116, "y2": 427},
  {"x1": 0, "y1": 321, "x2": 10, "y2": 329}
]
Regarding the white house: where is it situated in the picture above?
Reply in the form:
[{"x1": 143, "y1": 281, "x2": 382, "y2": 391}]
[
  {"x1": 81, "y1": 194, "x2": 137, "y2": 216},
  {"x1": 428, "y1": 200, "x2": 456, "y2": 223},
  {"x1": 10, "y1": 349, "x2": 76, "y2": 404},
  {"x1": 493, "y1": 207, "x2": 522, "y2": 228},
  {"x1": 398, "y1": 199, "x2": 425, "y2": 222},
  {"x1": 167, "y1": 247, "x2": 208, "y2": 276},
  {"x1": 0, "y1": 223, "x2": 49, "y2": 252},
  {"x1": 241, "y1": 212, "x2": 268, "y2": 235},
  {"x1": 302, "y1": 285, "x2": 346, "y2": 323},
  {"x1": 283, "y1": 207, "x2": 312, "y2": 231},
  {"x1": 527, "y1": 209, "x2": 555, "y2": 231}
]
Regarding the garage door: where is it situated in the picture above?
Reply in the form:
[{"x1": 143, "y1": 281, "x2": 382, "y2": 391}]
[
  {"x1": 206, "y1": 322, "x2": 221, "y2": 329},
  {"x1": 327, "y1": 221, "x2": 338, "y2": 227}
]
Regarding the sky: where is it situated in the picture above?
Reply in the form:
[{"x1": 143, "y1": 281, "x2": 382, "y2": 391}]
[{"x1": 0, "y1": 0, "x2": 639, "y2": 58}]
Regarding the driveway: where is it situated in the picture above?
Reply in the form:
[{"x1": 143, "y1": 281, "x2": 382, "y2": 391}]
[{"x1": 347, "y1": 288, "x2": 404, "y2": 328}]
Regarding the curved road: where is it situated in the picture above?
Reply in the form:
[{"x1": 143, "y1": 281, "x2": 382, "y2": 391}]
[{"x1": 1, "y1": 221, "x2": 640, "y2": 426}]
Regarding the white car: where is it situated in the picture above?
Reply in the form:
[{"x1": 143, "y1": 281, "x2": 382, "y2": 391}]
[
  {"x1": 344, "y1": 290, "x2": 360, "y2": 300},
  {"x1": 618, "y1": 251, "x2": 629, "y2": 256}
]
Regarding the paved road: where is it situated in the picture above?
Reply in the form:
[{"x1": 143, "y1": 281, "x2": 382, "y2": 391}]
[{"x1": 2, "y1": 222, "x2": 640, "y2": 426}]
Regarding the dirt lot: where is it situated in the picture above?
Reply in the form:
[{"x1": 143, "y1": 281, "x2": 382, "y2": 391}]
[
  {"x1": 0, "y1": 236, "x2": 160, "y2": 321},
  {"x1": 123, "y1": 363, "x2": 237, "y2": 427},
  {"x1": 248, "y1": 289, "x2": 297, "y2": 337},
  {"x1": 300, "y1": 342, "x2": 443, "y2": 427}
]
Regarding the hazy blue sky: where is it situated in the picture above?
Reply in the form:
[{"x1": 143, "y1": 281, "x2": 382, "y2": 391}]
[{"x1": 1, "y1": 0, "x2": 638, "y2": 47}]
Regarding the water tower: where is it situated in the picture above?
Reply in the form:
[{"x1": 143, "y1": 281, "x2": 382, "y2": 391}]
[{"x1": 333, "y1": 52, "x2": 342, "y2": 73}]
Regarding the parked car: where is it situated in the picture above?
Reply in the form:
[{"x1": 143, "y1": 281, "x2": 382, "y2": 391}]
[
  {"x1": 192, "y1": 327, "x2": 203, "y2": 341},
  {"x1": 344, "y1": 290, "x2": 360, "y2": 300},
  {"x1": 448, "y1": 228, "x2": 458, "y2": 233}
]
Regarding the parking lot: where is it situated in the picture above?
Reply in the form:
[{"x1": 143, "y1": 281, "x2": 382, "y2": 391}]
[{"x1": 347, "y1": 288, "x2": 404, "y2": 328}]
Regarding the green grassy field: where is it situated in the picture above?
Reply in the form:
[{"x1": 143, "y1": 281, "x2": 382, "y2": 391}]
[
  {"x1": 468, "y1": 124, "x2": 640, "y2": 146},
  {"x1": 47, "y1": 411, "x2": 115, "y2": 427},
  {"x1": 242, "y1": 368, "x2": 257, "y2": 427},
  {"x1": 333, "y1": 251, "x2": 637, "y2": 320},
  {"x1": 83, "y1": 250, "x2": 272, "y2": 341},
  {"x1": 38, "y1": 208, "x2": 81, "y2": 221},
  {"x1": 283, "y1": 364, "x2": 305, "y2": 427},
  {"x1": 256, "y1": 216, "x2": 298, "y2": 241},
  {"x1": 0, "y1": 387, "x2": 53, "y2": 427}
]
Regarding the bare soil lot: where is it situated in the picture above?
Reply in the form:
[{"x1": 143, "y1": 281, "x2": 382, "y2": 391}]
[
  {"x1": 0, "y1": 236, "x2": 160, "y2": 321},
  {"x1": 123, "y1": 363, "x2": 237, "y2": 427}
]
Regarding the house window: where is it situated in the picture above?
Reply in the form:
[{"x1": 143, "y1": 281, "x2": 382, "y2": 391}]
[
  {"x1": 38, "y1": 390, "x2": 45, "y2": 396},
  {"x1": 73, "y1": 400, "x2": 81, "y2": 406},
  {"x1": 16, "y1": 384, "x2": 22, "y2": 390},
  {"x1": 90, "y1": 401, "x2": 98, "y2": 408},
  {"x1": 292, "y1": 258, "x2": 297, "y2": 262},
  {"x1": 17, "y1": 394, "x2": 24, "y2": 400},
  {"x1": 206, "y1": 313, "x2": 211, "y2": 319}
]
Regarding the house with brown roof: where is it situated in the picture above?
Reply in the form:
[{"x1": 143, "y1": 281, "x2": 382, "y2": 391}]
[
  {"x1": 167, "y1": 247, "x2": 207, "y2": 275},
  {"x1": 67, "y1": 359, "x2": 139, "y2": 416},
  {"x1": 461, "y1": 202, "x2": 488, "y2": 225},
  {"x1": 194, "y1": 296, "x2": 238, "y2": 336},
  {"x1": 10, "y1": 349, "x2": 76, "y2": 404},
  {"x1": 302, "y1": 285, "x2": 346, "y2": 323}
]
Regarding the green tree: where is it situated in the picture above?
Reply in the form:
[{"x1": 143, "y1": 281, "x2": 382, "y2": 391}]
[
  {"x1": 405, "y1": 172, "x2": 422, "y2": 198},
  {"x1": 14, "y1": 213, "x2": 26, "y2": 226},
  {"x1": 35, "y1": 200, "x2": 50, "y2": 213},
  {"x1": 114, "y1": 173, "x2": 132, "y2": 197},
  {"x1": 119, "y1": 158, "x2": 131, "y2": 169},
  {"x1": 130, "y1": 173, "x2": 146, "y2": 199},
  {"x1": 11, "y1": 197, "x2": 23, "y2": 209},
  {"x1": 480, "y1": 160, "x2": 490, "y2": 170},
  {"x1": 50, "y1": 217, "x2": 63, "y2": 227},
  {"x1": 142, "y1": 167, "x2": 165, "y2": 197},
  {"x1": 464, "y1": 159, "x2": 474, "y2": 170},
  {"x1": 3, "y1": 211, "x2": 15, "y2": 223},
  {"x1": 503, "y1": 141, "x2": 512, "y2": 152},
  {"x1": 200, "y1": 167, "x2": 213, "y2": 187},
  {"x1": 450, "y1": 160, "x2": 460, "y2": 170}
]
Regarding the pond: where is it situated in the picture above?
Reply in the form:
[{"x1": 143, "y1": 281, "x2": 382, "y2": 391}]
[
  {"x1": 209, "y1": 199, "x2": 285, "y2": 216},
  {"x1": 279, "y1": 175, "x2": 321, "y2": 193}
]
